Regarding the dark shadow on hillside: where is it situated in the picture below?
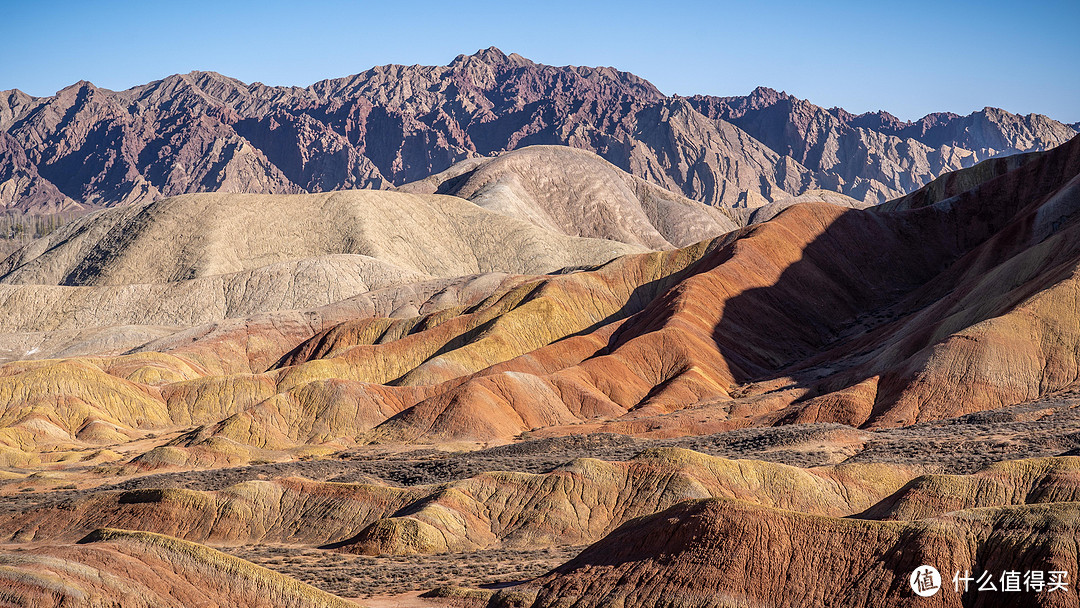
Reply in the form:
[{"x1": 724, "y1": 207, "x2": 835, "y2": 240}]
[
  {"x1": 705, "y1": 204, "x2": 965, "y2": 420},
  {"x1": 706, "y1": 135, "x2": 1080, "y2": 427}
]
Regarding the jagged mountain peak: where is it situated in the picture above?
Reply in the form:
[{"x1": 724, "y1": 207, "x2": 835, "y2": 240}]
[
  {"x1": 847, "y1": 109, "x2": 911, "y2": 131},
  {"x1": 450, "y1": 46, "x2": 526, "y2": 67},
  {"x1": 56, "y1": 79, "x2": 99, "y2": 95},
  {"x1": 746, "y1": 85, "x2": 790, "y2": 103},
  {"x1": 0, "y1": 51, "x2": 1075, "y2": 217},
  {"x1": 0, "y1": 87, "x2": 34, "y2": 100}
]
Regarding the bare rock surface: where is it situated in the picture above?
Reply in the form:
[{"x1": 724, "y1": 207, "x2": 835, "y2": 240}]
[
  {"x1": 2, "y1": 48, "x2": 1074, "y2": 219},
  {"x1": 0, "y1": 82, "x2": 1079, "y2": 605}
]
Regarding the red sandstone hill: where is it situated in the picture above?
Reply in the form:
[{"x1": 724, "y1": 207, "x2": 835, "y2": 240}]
[
  {"x1": 288, "y1": 132, "x2": 1080, "y2": 445},
  {"x1": 505, "y1": 497, "x2": 1080, "y2": 607}
]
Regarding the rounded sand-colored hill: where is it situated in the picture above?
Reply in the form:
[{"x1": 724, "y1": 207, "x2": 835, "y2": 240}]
[
  {"x1": 0, "y1": 254, "x2": 428, "y2": 332},
  {"x1": 0, "y1": 267, "x2": 530, "y2": 368},
  {"x1": 0, "y1": 185, "x2": 641, "y2": 364},
  {"x1": 0, "y1": 189, "x2": 640, "y2": 286},
  {"x1": 400, "y1": 145, "x2": 739, "y2": 248}
]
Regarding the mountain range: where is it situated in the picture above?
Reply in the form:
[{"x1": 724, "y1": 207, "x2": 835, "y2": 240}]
[{"x1": 1, "y1": 47, "x2": 1075, "y2": 217}]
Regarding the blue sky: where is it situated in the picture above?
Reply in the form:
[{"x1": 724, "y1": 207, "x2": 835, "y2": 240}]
[{"x1": 1, "y1": 0, "x2": 1077, "y2": 122}]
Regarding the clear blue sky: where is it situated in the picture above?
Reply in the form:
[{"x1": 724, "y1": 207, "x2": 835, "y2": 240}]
[{"x1": 2, "y1": 0, "x2": 1077, "y2": 123}]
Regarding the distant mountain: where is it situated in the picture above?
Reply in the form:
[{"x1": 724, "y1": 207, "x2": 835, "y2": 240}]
[
  {"x1": 686, "y1": 87, "x2": 1078, "y2": 202},
  {"x1": 0, "y1": 47, "x2": 1075, "y2": 216}
]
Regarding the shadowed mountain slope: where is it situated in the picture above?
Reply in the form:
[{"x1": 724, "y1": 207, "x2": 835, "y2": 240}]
[{"x1": 361, "y1": 133, "x2": 1080, "y2": 441}]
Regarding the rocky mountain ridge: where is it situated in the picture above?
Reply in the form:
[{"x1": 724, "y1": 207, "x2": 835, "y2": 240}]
[{"x1": 1, "y1": 47, "x2": 1075, "y2": 216}]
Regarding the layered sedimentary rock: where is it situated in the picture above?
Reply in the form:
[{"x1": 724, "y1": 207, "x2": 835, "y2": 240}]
[
  {"x1": 0, "y1": 448, "x2": 916, "y2": 552},
  {"x1": 509, "y1": 498, "x2": 1080, "y2": 608},
  {"x1": 0, "y1": 528, "x2": 354, "y2": 608},
  {"x1": 9, "y1": 449, "x2": 1080, "y2": 560},
  {"x1": 8, "y1": 454, "x2": 1080, "y2": 606},
  {"x1": 1, "y1": 136, "x2": 1080, "y2": 605},
  {"x1": 1, "y1": 135, "x2": 1078, "y2": 470}
]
